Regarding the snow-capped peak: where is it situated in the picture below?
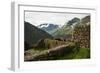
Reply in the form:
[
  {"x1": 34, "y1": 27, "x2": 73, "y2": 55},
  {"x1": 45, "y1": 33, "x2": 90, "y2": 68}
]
[{"x1": 38, "y1": 23, "x2": 50, "y2": 28}]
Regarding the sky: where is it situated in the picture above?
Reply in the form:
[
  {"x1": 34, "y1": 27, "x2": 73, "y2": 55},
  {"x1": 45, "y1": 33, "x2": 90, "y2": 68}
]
[{"x1": 25, "y1": 11, "x2": 90, "y2": 27}]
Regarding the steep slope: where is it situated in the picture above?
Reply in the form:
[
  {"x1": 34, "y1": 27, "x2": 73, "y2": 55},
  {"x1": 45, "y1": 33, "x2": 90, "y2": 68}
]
[
  {"x1": 81, "y1": 15, "x2": 90, "y2": 25},
  {"x1": 52, "y1": 17, "x2": 80, "y2": 39},
  {"x1": 24, "y1": 21, "x2": 53, "y2": 50},
  {"x1": 52, "y1": 26, "x2": 72, "y2": 39},
  {"x1": 67, "y1": 17, "x2": 80, "y2": 27}
]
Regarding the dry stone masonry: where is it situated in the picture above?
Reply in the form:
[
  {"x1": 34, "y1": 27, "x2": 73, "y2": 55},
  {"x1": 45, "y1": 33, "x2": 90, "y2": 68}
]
[{"x1": 73, "y1": 24, "x2": 90, "y2": 48}]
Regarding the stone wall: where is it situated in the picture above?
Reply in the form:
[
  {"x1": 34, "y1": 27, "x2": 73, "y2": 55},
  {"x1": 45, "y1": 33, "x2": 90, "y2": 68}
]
[{"x1": 73, "y1": 24, "x2": 90, "y2": 48}]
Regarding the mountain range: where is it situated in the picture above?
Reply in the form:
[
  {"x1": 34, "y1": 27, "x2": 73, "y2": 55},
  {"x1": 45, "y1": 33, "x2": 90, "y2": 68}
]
[
  {"x1": 37, "y1": 23, "x2": 60, "y2": 34},
  {"x1": 51, "y1": 16, "x2": 90, "y2": 39},
  {"x1": 24, "y1": 15, "x2": 90, "y2": 50}
]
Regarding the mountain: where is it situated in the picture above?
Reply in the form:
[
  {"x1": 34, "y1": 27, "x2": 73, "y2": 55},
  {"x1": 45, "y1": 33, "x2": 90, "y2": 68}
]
[
  {"x1": 37, "y1": 18, "x2": 80, "y2": 38},
  {"x1": 38, "y1": 23, "x2": 59, "y2": 34},
  {"x1": 51, "y1": 17, "x2": 80, "y2": 39},
  {"x1": 81, "y1": 15, "x2": 90, "y2": 25},
  {"x1": 66, "y1": 17, "x2": 80, "y2": 27},
  {"x1": 51, "y1": 16, "x2": 90, "y2": 40},
  {"x1": 24, "y1": 21, "x2": 53, "y2": 50},
  {"x1": 52, "y1": 26, "x2": 72, "y2": 39}
]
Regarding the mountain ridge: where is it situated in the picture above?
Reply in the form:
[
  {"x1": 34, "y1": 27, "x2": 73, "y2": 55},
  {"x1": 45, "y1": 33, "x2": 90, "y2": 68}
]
[{"x1": 24, "y1": 21, "x2": 53, "y2": 50}]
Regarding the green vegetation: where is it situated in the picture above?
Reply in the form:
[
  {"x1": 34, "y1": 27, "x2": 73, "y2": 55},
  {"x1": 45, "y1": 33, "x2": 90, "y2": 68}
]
[
  {"x1": 24, "y1": 21, "x2": 53, "y2": 50},
  {"x1": 52, "y1": 26, "x2": 72, "y2": 38},
  {"x1": 24, "y1": 15, "x2": 90, "y2": 61},
  {"x1": 34, "y1": 39, "x2": 66, "y2": 50},
  {"x1": 25, "y1": 41, "x2": 90, "y2": 61},
  {"x1": 57, "y1": 48, "x2": 90, "y2": 60},
  {"x1": 74, "y1": 48, "x2": 90, "y2": 59},
  {"x1": 28, "y1": 48, "x2": 90, "y2": 60}
]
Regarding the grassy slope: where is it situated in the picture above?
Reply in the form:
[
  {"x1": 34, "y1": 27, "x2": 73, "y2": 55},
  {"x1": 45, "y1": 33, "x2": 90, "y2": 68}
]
[
  {"x1": 57, "y1": 48, "x2": 90, "y2": 60},
  {"x1": 52, "y1": 26, "x2": 72, "y2": 37}
]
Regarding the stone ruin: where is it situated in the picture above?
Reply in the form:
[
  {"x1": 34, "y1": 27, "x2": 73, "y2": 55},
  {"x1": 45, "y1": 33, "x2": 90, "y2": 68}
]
[{"x1": 73, "y1": 24, "x2": 90, "y2": 48}]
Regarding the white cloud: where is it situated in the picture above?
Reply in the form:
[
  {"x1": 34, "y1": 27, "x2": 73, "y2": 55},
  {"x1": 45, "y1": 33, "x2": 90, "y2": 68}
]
[{"x1": 25, "y1": 11, "x2": 90, "y2": 26}]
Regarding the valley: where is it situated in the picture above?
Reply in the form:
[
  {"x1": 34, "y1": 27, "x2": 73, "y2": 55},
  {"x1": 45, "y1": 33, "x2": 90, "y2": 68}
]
[{"x1": 24, "y1": 15, "x2": 90, "y2": 61}]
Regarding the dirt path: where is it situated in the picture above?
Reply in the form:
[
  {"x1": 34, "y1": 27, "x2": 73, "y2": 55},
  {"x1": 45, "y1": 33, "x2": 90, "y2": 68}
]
[{"x1": 24, "y1": 44, "x2": 74, "y2": 61}]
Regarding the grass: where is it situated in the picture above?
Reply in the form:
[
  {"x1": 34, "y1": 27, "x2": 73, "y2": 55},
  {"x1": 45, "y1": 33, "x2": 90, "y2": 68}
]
[
  {"x1": 25, "y1": 46, "x2": 90, "y2": 60},
  {"x1": 74, "y1": 48, "x2": 90, "y2": 59},
  {"x1": 56, "y1": 48, "x2": 90, "y2": 60}
]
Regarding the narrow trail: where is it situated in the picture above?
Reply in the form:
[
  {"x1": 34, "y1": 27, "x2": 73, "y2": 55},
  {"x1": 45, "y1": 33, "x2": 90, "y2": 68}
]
[{"x1": 24, "y1": 44, "x2": 74, "y2": 61}]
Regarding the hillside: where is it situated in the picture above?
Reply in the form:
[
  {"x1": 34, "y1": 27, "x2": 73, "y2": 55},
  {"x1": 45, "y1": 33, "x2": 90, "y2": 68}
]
[
  {"x1": 51, "y1": 17, "x2": 81, "y2": 40},
  {"x1": 24, "y1": 21, "x2": 53, "y2": 50},
  {"x1": 52, "y1": 26, "x2": 72, "y2": 39},
  {"x1": 33, "y1": 38, "x2": 67, "y2": 49},
  {"x1": 81, "y1": 15, "x2": 90, "y2": 24}
]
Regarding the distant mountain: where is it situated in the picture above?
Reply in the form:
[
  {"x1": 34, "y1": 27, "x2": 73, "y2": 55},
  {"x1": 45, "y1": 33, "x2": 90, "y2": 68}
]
[
  {"x1": 51, "y1": 17, "x2": 80, "y2": 39},
  {"x1": 81, "y1": 15, "x2": 90, "y2": 25},
  {"x1": 24, "y1": 21, "x2": 53, "y2": 50},
  {"x1": 66, "y1": 17, "x2": 80, "y2": 27},
  {"x1": 51, "y1": 16, "x2": 90, "y2": 40},
  {"x1": 38, "y1": 23, "x2": 59, "y2": 34},
  {"x1": 52, "y1": 27, "x2": 72, "y2": 39}
]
